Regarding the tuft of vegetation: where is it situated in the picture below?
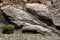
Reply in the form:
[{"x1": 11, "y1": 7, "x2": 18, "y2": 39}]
[{"x1": 2, "y1": 24, "x2": 15, "y2": 34}]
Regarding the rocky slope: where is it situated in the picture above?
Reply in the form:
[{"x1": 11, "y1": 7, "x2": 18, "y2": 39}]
[{"x1": 0, "y1": 0, "x2": 60, "y2": 40}]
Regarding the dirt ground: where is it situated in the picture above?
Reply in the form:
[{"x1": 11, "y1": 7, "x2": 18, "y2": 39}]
[{"x1": 0, "y1": 33, "x2": 59, "y2": 40}]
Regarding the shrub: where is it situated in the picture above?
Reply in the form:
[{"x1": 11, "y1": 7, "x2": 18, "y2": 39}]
[{"x1": 2, "y1": 24, "x2": 14, "y2": 34}]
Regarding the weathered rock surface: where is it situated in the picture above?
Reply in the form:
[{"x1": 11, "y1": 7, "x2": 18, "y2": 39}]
[
  {"x1": 0, "y1": 0, "x2": 60, "y2": 40},
  {"x1": 26, "y1": 3, "x2": 54, "y2": 26},
  {"x1": 0, "y1": 5, "x2": 54, "y2": 34},
  {"x1": 1, "y1": 5, "x2": 42, "y2": 26},
  {"x1": 1, "y1": 4, "x2": 59, "y2": 34},
  {"x1": 22, "y1": 23, "x2": 51, "y2": 34},
  {"x1": 50, "y1": 2, "x2": 60, "y2": 26},
  {"x1": 26, "y1": 3, "x2": 50, "y2": 18}
]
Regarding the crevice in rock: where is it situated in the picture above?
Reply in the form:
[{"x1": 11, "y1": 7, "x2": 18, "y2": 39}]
[
  {"x1": 51, "y1": 0, "x2": 54, "y2": 5},
  {"x1": 38, "y1": 15, "x2": 54, "y2": 26},
  {"x1": 0, "y1": 0, "x2": 3, "y2": 3},
  {"x1": 55, "y1": 25, "x2": 60, "y2": 30},
  {"x1": 26, "y1": 8, "x2": 54, "y2": 26},
  {"x1": 37, "y1": 1, "x2": 41, "y2": 3},
  {"x1": 22, "y1": 29, "x2": 39, "y2": 34}
]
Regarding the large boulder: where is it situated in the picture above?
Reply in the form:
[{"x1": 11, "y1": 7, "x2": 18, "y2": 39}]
[
  {"x1": 22, "y1": 22, "x2": 51, "y2": 34},
  {"x1": 26, "y1": 3, "x2": 54, "y2": 26},
  {"x1": 26, "y1": 3, "x2": 50, "y2": 17}
]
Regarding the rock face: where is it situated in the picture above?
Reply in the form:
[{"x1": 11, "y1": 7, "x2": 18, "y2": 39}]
[
  {"x1": 26, "y1": 3, "x2": 54, "y2": 26},
  {"x1": 0, "y1": 1, "x2": 60, "y2": 40},
  {"x1": 1, "y1": 4, "x2": 54, "y2": 27},
  {"x1": 1, "y1": 5, "x2": 42, "y2": 26},
  {"x1": 26, "y1": 3, "x2": 50, "y2": 17},
  {"x1": 1, "y1": 5, "x2": 53, "y2": 34},
  {"x1": 0, "y1": 0, "x2": 60, "y2": 35}
]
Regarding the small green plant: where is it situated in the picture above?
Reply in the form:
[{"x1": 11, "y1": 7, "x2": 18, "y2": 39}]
[{"x1": 2, "y1": 24, "x2": 14, "y2": 34}]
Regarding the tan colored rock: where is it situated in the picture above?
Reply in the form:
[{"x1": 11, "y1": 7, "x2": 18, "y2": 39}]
[
  {"x1": 1, "y1": 5, "x2": 42, "y2": 26},
  {"x1": 1, "y1": 5, "x2": 51, "y2": 28},
  {"x1": 26, "y1": 3, "x2": 54, "y2": 26},
  {"x1": 23, "y1": 23, "x2": 51, "y2": 33},
  {"x1": 26, "y1": 3, "x2": 50, "y2": 17}
]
